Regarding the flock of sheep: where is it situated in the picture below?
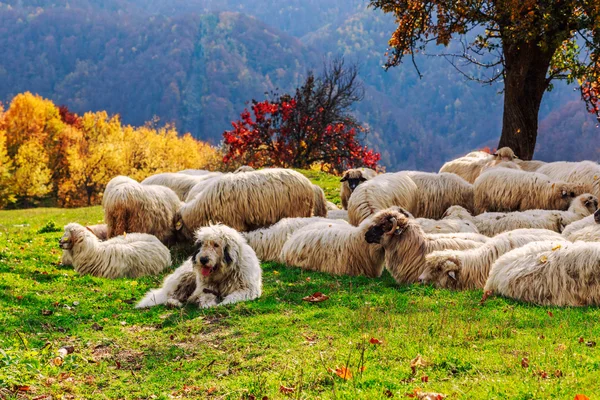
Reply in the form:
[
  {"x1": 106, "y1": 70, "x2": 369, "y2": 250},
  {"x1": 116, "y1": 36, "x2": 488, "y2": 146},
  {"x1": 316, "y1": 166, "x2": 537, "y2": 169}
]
[{"x1": 58, "y1": 148, "x2": 600, "y2": 308}]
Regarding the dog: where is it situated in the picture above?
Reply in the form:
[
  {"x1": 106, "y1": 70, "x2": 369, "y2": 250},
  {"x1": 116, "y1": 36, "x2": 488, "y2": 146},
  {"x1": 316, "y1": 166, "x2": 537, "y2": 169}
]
[{"x1": 136, "y1": 224, "x2": 262, "y2": 309}]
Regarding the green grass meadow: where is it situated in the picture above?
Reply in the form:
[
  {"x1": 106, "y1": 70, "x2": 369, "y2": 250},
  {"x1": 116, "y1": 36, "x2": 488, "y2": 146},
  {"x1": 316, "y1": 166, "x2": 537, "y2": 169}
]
[{"x1": 1, "y1": 172, "x2": 599, "y2": 399}]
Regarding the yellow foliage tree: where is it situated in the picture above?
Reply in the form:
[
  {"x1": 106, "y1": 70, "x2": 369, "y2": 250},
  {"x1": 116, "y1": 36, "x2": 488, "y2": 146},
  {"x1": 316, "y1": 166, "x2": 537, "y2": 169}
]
[
  {"x1": 0, "y1": 127, "x2": 15, "y2": 207},
  {"x1": 12, "y1": 139, "x2": 52, "y2": 203}
]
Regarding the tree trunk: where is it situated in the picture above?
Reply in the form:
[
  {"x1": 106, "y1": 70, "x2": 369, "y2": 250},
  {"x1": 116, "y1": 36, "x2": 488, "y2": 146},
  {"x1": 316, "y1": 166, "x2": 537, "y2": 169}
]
[{"x1": 498, "y1": 41, "x2": 555, "y2": 160}]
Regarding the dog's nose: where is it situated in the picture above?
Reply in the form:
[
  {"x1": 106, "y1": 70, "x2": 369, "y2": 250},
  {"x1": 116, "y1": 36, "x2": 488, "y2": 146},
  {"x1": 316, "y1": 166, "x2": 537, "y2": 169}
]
[{"x1": 199, "y1": 256, "x2": 209, "y2": 265}]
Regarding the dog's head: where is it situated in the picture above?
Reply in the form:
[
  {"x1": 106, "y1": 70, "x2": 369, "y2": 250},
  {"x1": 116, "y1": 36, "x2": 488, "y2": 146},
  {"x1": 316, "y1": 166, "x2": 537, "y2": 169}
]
[
  {"x1": 191, "y1": 224, "x2": 242, "y2": 280},
  {"x1": 59, "y1": 223, "x2": 88, "y2": 250},
  {"x1": 364, "y1": 207, "x2": 411, "y2": 245},
  {"x1": 341, "y1": 169, "x2": 368, "y2": 192}
]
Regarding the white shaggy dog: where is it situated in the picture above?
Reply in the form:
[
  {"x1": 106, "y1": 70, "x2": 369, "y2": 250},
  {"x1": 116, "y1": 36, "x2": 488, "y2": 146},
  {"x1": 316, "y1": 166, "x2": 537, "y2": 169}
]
[
  {"x1": 59, "y1": 223, "x2": 171, "y2": 278},
  {"x1": 136, "y1": 224, "x2": 262, "y2": 309}
]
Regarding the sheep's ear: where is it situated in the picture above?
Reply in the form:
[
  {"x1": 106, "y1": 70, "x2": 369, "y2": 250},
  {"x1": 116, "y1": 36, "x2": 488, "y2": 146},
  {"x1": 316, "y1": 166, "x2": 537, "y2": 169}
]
[
  {"x1": 340, "y1": 175, "x2": 348, "y2": 182},
  {"x1": 359, "y1": 176, "x2": 367, "y2": 182},
  {"x1": 175, "y1": 213, "x2": 184, "y2": 231},
  {"x1": 448, "y1": 271, "x2": 457, "y2": 281}
]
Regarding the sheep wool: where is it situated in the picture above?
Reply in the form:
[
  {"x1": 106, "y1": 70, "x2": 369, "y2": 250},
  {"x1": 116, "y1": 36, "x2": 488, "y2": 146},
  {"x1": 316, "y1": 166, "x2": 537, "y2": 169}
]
[
  {"x1": 59, "y1": 223, "x2": 171, "y2": 278},
  {"x1": 102, "y1": 176, "x2": 182, "y2": 244},
  {"x1": 405, "y1": 171, "x2": 474, "y2": 219},
  {"x1": 347, "y1": 172, "x2": 418, "y2": 226},
  {"x1": 142, "y1": 172, "x2": 222, "y2": 201},
  {"x1": 419, "y1": 229, "x2": 562, "y2": 290},
  {"x1": 473, "y1": 168, "x2": 585, "y2": 213},
  {"x1": 177, "y1": 168, "x2": 315, "y2": 238},
  {"x1": 484, "y1": 240, "x2": 600, "y2": 306},
  {"x1": 537, "y1": 161, "x2": 600, "y2": 197},
  {"x1": 312, "y1": 185, "x2": 329, "y2": 217}
]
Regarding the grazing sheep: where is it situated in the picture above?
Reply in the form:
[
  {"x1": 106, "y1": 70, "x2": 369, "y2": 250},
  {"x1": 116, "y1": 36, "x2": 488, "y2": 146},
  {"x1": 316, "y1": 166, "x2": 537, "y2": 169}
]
[
  {"x1": 234, "y1": 166, "x2": 255, "y2": 173},
  {"x1": 537, "y1": 161, "x2": 600, "y2": 197},
  {"x1": 176, "y1": 168, "x2": 315, "y2": 239},
  {"x1": 340, "y1": 168, "x2": 377, "y2": 209},
  {"x1": 243, "y1": 217, "x2": 348, "y2": 262},
  {"x1": 59, "y1": 223, "x2": 171, "y2": 278},
  {"x1": 405, "y1": 172, "x2": 474, "y2": 219},
  {"x1": 102, "y1": 176, "x2": 182, "y2": 244},
  {"x1": 184, "y1": 173, "x2": 225, "y2": 202},
  {"x1": 137, "y1": 224, "x2": 261, "y2": 308},
  {"x1": 280, "y1": 209, "x2": 393, "y2": 277},
  {"x1": 363, "y1": 208, "x2": 485, "y2": 284},
  {"x1": 484, "y1": 240, "x2": 600, "y2": 306},
  {"x1": 327, "y1": 209, "x2": 349, "y2": 222},
  {"x1": 142, "y1": 172, "x2": 222, "y2": 201},
  {"x1": 473, "y1": 168, "x2": 584, "y2": 214},
  {"x1": 456, "y1": 194, "x2": 598, "y2": 236},
  {"x1": 418, "y1": 229, "x2": 562, "y2": 290},
  {"x1": 312, "y1": 185, "x2": 329, "y2": 217},
  {"x1": 347, "y1": 172, "x2": 418, "y2": 225},
  {"x1": 563, "y1": 209, "x2": 600, "y2": 242}
]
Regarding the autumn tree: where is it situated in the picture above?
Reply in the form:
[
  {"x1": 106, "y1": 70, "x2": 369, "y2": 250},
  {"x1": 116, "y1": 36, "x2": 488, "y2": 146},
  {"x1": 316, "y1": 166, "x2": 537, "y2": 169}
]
[
  {"x1": 223, "y1": 60, "x2": 380, "y2": 173},
  {"x1": 0, "y1": 125, "x2": 15, "y2": 207},
  {"x1": 370, "y1": 0, "x2": 600, "y2": 159}
]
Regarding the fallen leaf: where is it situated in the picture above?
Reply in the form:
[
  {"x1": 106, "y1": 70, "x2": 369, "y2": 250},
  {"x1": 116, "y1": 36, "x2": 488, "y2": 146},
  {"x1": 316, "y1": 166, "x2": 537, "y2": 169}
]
[
  {"x1": 421, "y1": 375, "x2": 429, "y2": 383},
  {"x1": 334, "y1": 366, "x2": 352, "y2": 380},
  {"x1": 16, "y1": 295, "x2": 23, "y2": 300},
  {"x1": 58, "y1": 345, "x2": 74, "y2": 357},
  {"x1": 579, "y1": 337, "x2": 585, "y2": 343},
  {"x1": 360, "y1": 365, "x2": 367, "y2": 372},
  {"x1": 305, "y1": 277, "x2": 311, "y2": 281},
  {"x1": 41, "y1": 309, "x2": 53, "y2": 316},
  {"x1": 384, "y1": 389, "x2": 394, "y2": 398},
  {"x1": 480, "y1": 290, "x2": 493, "y2": 305},
  {"x1": 556, "y1": 344, "x2": 567, "y2": 352},
  {"x1": 52, "y1": 357, "x2": 63, "y2": 366},
  {"x1": 547, "y1": 311, "x2": 554, "y2": 318},
  {"x1": 206, "y1": 387, "x2": 217, "y2": 395},
  {"x1": 91, "y1": 323, "x2": 103, "y2": 331},
  {"x1": 586, "y1": 341, "x2": 596, "y2": 347},
  {"x1": 574, "y1": 395, "x2": 590, "y2": 400},
  {"x1": 554, "y1": 370, "x2": 563, "y2": 377},
  {"x1": 273, "y1": 270, "x2": 280, "y2": 275},
  {"x1": 302, "y1": 292, "x2": 329, "y2": 303},
  {"x1": 279, "y1": 385, "x2": 295, "y2": 394},
  {"x1": 521, "y1": 358, "x2": 529, "y2": 368},
  {"x1": 552, "y1": 244, "x2": 561, "y2": 251},
  {"x1": 17, "y1": 385, "x2": 30, "y2": 392},
  {"x1": 537, "y1": 370, "x2": 548, "y2": 379},
  {"x1": 370, "y1": 337, "x2": 383, "y2": 345},
  {"x1": 539, "y1": 255, "x2": 548, "y2": 263}
]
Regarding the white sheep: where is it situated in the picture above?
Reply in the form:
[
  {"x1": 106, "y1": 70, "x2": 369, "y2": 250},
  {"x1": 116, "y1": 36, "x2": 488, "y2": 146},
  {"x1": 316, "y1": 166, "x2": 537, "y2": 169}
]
[
  {"x1": 102, "y1": 176, "x2": 182, "y2": 244},
  {"x1": 473, "y1": 168, "x2": 585, "y2": 214},
  {"x1": 243, "y1": 217, "x2": 348, "y2": 263},
  {"x1": 176, "y1": 168, "x2": 315, "y2": 238},
  {"x1": 439, "y1": 148, "x2": 517, "y2": 184},
  {"x1": 563, "y1": 209, "x2": 600, "y2": 242},
  {"x1": 327, "y1": 209, "x2": 349, "y2": 222},
  {"x1": 515, "y1": 159, "x2": 546, "y2": 172},
  {"x1": 405, "y1": 171, "x2": 474, "y2": 219},
  {"x1": 418, "y1": 229, "x2": 563, "y2": 290},
  {"x1": 177, "y1": 169, "x2": 211, "y2": 176},
  {"x1": 484, "y1": 240, "x2": 600, "y2": 306},
  {"x1": 141, "y1": 172, "x2": 222, "y2": 201},
  {"x1": 347, "y1": 172, "x2": 418, "y2": 225},
  {"x1": 184, "y1": 173, "x2": 225, "y2": 202},
  {"x1": 537, "y1": 161, "x2": 600, "y2": 197},
  {"x1": 340, "y1": 168, "x2": 377, "y2": 210},
  {"x1": 59, "y1": 223, "x2": 171, "y2": 278},
  {"x1": 363, "y1": 208, "x2": 485, "y2": 284},
  {"x1": 312, "y1": 185, "x2": 329, "y2": 217}
]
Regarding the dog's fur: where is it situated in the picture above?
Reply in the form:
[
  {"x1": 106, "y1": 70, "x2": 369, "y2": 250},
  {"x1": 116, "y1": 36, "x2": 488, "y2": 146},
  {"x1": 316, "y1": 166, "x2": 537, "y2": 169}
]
[{"x1": 136, "y1": 224, "x2": 262, "y2": 309}]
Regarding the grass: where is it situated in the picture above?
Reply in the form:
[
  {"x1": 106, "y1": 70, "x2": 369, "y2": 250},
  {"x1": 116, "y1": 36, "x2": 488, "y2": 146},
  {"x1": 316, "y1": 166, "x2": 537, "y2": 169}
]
[{"x1": 1, "y1": 180, "x2": 599, "y2": 399}]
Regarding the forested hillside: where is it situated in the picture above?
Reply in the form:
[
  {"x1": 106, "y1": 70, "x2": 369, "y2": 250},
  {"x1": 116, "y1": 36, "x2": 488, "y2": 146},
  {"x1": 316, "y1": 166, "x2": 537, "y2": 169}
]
[{"x1": 0, "y1": 0, "x2": 597, "y2": 170}]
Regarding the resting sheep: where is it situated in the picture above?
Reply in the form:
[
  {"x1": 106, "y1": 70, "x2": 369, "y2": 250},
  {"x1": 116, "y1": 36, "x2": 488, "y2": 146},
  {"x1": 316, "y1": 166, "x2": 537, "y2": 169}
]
[
  {"x1": 448, "y1": 194, "x2": 598, "y2": 236},
  {"x1": 234, "y1": 166, "x2": 255, "y2": 173},
  {"x1": 141, "y1": 172, "x2": 222, "y2": 201},
  {"x1": 340, "y1": 168, "x2": 377, "y2": 209},
  {"x1": 312, "y1": 185, "x2": 329, "y2": 217},
  {"x1": 418, "y1": 229, "x2": 562, "y2": 290},
  {"x1": 438, "y1": 147, "x2": 516, "y2": 184},
  {"x1": 347, "y1": 172, "x2": 418, "y2": 225},
  {"x1": 363, "y1": 208, "x2": 485, "y2": 284},
  {"x1": 184, "y1": 173, "x2": 225, "y2": 202},
  {"x1": 243, "y1": 217, "x2": 347, "y2": 262},
  {"x1": 327, "y1": 209, "x2": 349, "y2": 222},
  {"x1": 473, "y1": 168, "x2": 584, "y2": 213},
  {"x1": 177, "y1": 169, "x2": 211, "y2": 176},
  {"x1": 59, "y1": 223, "x2": 171, "y2": 278},
  {"x1": 537, "y1": 161, "x2": 600, "y2": 197},
  {"x1": 176, "y1": 168, "x2": 315, "y2": 239},
  {"x1": 563, "y1": 209, "x2": 600, "y2": 242},
  {"x1": 102, "y1": 176, "x2": 182, "y2": 244},
  {"x1": 405, "y1": 171, "x2": 474, "y2": 219},
  {"x1": 484, "y1": 240, "x2": 600, "y2": 306}
]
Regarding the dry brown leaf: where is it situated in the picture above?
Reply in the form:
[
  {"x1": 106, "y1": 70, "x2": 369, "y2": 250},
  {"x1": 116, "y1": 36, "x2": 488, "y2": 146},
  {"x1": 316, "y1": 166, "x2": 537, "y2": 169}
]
[
  {"x1": 370, "y1": 337, "x2": 383, "y2": 345},
  {"x1": 334, "y1": 367, "x2": 352, "y2": 380},
  {"x1": 521, "y1": 358, "x2": 529, "y2": 368},
  {"x1": 547, "y1": 311, "x2": 554, "y2": 318},
  {"x1": 574, "y1": 395, "x2": 590, "y2": 400},
  {"x1": 302, "y1": 292, "x2": 329, "y2": 302},
  {"x1": 539, "y1": 255, "x2": 548, "y2": 263},
  {"x1": 279, "y1": 385, "x2": 295, "y2": 394},
  {"x1": 206, "y1": 387, "x2": 217, "y2": 395},
  {"x1": 556, "y1": 344, "x2": 567, "y2": 351},
  {"x1": 552, "y1": 244, "x2": 561, "y2": 251},
  {"x1": 421, "y1": 375, "x2": 429, "y2": 383},
  {"x1": 52, "y1": 357, "x2": 63, "y2": 366},
  {"x1": 480, "y1": 290, "x2": 493, "y2": 305},
  {"x1": 384, "y1": 389, "x2": 394, "y2": 398}
]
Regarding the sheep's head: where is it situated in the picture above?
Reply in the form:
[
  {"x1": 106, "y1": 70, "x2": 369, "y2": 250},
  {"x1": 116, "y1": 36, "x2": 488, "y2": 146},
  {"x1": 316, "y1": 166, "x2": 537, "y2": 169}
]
[
  {"x1": 341, "y1": 169, "x2": 368, "y2": 192},
  {"x1": 418, "y1": 253, "x2": 461, "y2": 289},
  {"x1": 555, "y1": 182, "x2": 584, "y2": 209},
  {"x1": 442, "y1": 205, "x2": 472, "y2": 220},
  {"x1": 364, "y1": 207, "x2": 411, "y2": 245},
  {"x1": 493, "y1": 147, "x2": 517, "y2": 162},
  {"x1": 174, "y1": 211, "x2": 194, "y2": 242},
  {"x1": 570, "y1": 193, "x2": 599, "y2": 216},
  {"x1": 59, "y1": 223, "x2": 88, "y2": 250}
]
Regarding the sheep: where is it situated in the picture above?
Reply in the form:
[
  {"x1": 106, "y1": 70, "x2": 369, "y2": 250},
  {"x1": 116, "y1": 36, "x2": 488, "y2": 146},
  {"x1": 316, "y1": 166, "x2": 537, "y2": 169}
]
[
  {"x1": 454, "y1": 194, "x2": 598, "y2": 236},
  {"x1": 347, "y1": 172, "x2": 418, "y2": 225},
  {"x1": 280, "y1": 210, "x2": 391, "y2": 277},
  {"x1": 484, "y1": 240, "x2": 600, "y2": 306},
  {"x1": 102, "y1": 176, "x2": 182, "y2": 244},
  {"x1": 327, "y1": 209, "x2": 349, "y2": 222},
  {"x1": 85, "y1": 224, "x2": 108, "y2": 241},
  {"x1": 184, "y1": 173, "x2": 225, "y2": 202},
  {"x1": 418, "y1": 229, "x2": 563, "y2": 290},
  {"x1": 243, "y1": 217, "x2": 348, "y2": 262},
  {"x1": 515, "y1": 159, "x2": 546, "y2": 172},
  {"x1": 438, "y1": 149, "x2": 515, "y2": 184},
  {"x1": 537, "y1": 161, "x2": 600, "y2": 198},
  {"x1": 176, "y1": 168, "x2": 315, "y2": 239},
  {"x1": 405, "y1": 172, "x2": 474, "y2": 219},
  {"x1": 363, "y1": 208, "x2": 486, "y2": 284},
  {"x1": 563, "y1": 209, "x2": 600, "y2": 242},
  {"x1": 177, "y1": 169, "x2": 211, "y2": 176},
  {"x1": 427, "y1": 232, "x2": 489, "y2": 243},
  {"x1": 480, "y1": 160, "x2": 522, "y2": 173},
  {"x1": 312, "y1": 185, "x2": 329, "y2": 217},
  {"x1": 340, "y1": 168, "x2": 377, "y2": 209},
  {"x1": 59, "y1": 223, "x2": 171, "y2": 278},
  {"x1": 141, "y1": 172, "x2": 222, "y2": 201},
  {"x1": 234, "y1": 166, "x2": 255, "y2": 173},
  {"x1": 327, "y1": 201, "x2": 340, "y2": 211},
  {"x1": 473, "y1": 168, "x2": 585, "y2": 214},
  {"x1": 414, "y1": 217, "x2": 479, "y2": 234}
]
